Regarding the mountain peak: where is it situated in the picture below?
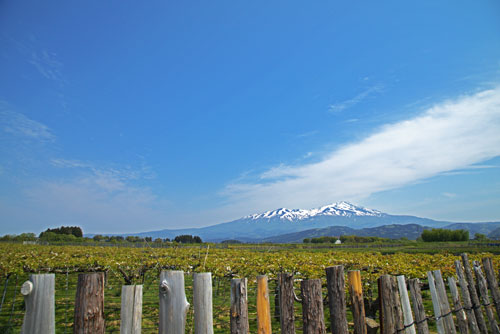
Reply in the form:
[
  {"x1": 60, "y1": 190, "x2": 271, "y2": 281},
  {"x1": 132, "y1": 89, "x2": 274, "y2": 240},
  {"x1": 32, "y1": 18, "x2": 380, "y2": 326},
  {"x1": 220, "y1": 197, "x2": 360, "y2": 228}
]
[{"x1": 245, "y1": 202, "x2": 383, "y2": 221}]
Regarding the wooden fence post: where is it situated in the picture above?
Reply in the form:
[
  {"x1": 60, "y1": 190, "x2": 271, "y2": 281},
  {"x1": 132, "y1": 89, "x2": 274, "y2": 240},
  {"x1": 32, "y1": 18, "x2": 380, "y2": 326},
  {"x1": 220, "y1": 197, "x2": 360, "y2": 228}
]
[
  {"x1": 257, "y1": 275, "x2": 272, "y2": 334},
  {"x1": 120, "y1": 285, "x2": 142, "y2": 334},
  {"x1": 390, "y1": 276, "x2": 404, "y2": 333},
  {"x1": 278, "y1": 272, "x2": 295, "y2": 334},
  {"x1": 432, "y1": 270, "x2": 456, "y2": 334},
  {"x1": 159, "y1": 270, "x2": 190, "y2": 334},
  {"x1": 396, "y1": 275, "x2": 416, "y2": 334},
  {"x1": 193, "y1": 272, "x2": 214, "y2": 334},
  {"x1": 230, "y1": 278, "x2": 249, "y2": 334},
  {"x1": 408, "y1": 278, "x2": 430, "y2": 334},
  {"x1": 455, "y1": 260, "x2": 480, "y2": 333},
  {"x1": 325, "y1": 265, "x2": 348, "y2": 334},
  {"x1": 20, "y1": 274, "x2": 55, "y2": 334},
  {"x1": 473, "y1": 261, "x2": 500, "y2": 334},
  {"x1": 74, "y1": 272, "x2": 105, "y2": 334},
  {"x1": 378, "y1": 275, "x2": 395, "y2": 334},
  {"x1": 301, "y1": 279, "x2": 326, "y2": 334},
  {"x1": 461, "y1": 253, "x2": 488, "y2": 334},
  {"x1": 427, "y1": 271, "x2": 445, "y2": 334},
  {"x1": 482, "y1": 257, "x2": 500, "y2": 317},
  {"x1": 448, "y1": 277, "x2": 468, "y2": 334},
  {"x1": 348, "y1": 270, "x2": 366, "y2": 334}
]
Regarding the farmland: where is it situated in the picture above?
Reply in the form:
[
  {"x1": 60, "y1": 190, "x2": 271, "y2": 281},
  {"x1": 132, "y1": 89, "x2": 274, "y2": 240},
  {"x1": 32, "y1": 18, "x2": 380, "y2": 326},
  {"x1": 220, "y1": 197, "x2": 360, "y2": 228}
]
[{"x1": 0, "y1": 242, "x2": 499, "y2": 332}]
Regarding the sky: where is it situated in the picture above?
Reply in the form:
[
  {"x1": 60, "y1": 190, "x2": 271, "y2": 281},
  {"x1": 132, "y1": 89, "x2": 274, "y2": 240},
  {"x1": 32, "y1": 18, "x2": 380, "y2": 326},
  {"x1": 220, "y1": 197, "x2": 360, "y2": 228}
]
[{"x1": 1, "y1": 1, "x2": 500, "y2": 234}]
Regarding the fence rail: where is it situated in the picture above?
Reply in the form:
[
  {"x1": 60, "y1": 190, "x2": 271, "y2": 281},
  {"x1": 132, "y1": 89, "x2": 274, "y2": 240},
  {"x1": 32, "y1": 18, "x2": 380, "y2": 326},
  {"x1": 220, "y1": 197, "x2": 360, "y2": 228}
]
[{"x1": 1, "y1": 252, "x2": 500, "y2": 333}]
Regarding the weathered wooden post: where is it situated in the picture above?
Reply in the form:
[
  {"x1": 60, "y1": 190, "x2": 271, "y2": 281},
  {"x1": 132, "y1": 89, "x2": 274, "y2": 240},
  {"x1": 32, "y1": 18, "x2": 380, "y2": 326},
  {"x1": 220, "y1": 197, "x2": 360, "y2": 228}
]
[
  {"x1": 325, "y1": 265, "x2": 348, "y2": 334},
  {"x1": 482, "y1": 257, "x2": 500, "y2": 317},
  {"x1": 348, "y1": 270, "x2": 367, "y2": 334},
  {"x1": 159, "y1": 270, "x2": 190, "y2": 334},
  {"x1": 120, "y1": 285, "x2": 142, "y2": 334},
  {"x1": 461, "y1": 253, "x2": 488, "y2": 334},
  {"x1": 230, "y1": 278, "x2": 249, "y2": 334},
  {"x1": 448, "y1": 277, "x2": 468, "y2": 334},
  {"x1": 396, "y1": 275, "x2": 416, "y2": 334},
  {"x1": 427, "y1": 271, "x2": 445, "y2": 334},
  {"x1": 390, "y1": 276, "x2": 404, "y2": 333},
  {"x1": 378, "y1": 275, "x2": 395, "y2": 334},
  {"x1": 278, "y1": 272, "x2": 295, "y2": 334},
  {"x1": 301, "y1": 279, "x2": 326, "y2": 334},
  {"x1": 193, "y1": 272, "x2": 214, "y2": 334},
  {"x1": 473, "y1": 261, "x2": 500, "y2": 334},
  {"x1": 432, "y1": 270, "x2": 456, "y2": 334},
  {"x1": 455, "y1": 260, "x2": 480, "y2": 333},
  {"x1": 257, "y1": 275, "x2": 272, "y2": 334},
  {"x1": 74, "y1": 272, "x2": 105, "y2": 334},
  {"x1": 408, "y1": 278, "x2": 430, "y2": 334},
  {"x1": 21, "y1": 274, "x2": 55, "y2": 334}
]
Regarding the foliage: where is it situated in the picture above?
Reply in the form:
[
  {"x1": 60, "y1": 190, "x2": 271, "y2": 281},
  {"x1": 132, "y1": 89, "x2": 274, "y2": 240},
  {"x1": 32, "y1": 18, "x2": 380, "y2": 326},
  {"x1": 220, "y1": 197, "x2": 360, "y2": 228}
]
[
  {"x1": 39, "y1": 226, "x2": 83, "y2": 238},
  {"x1": 174, "y1": 235, "x2": 202, "y2": 243},
  {"x1": 474, "y1": 233, "x2": 489, "y2": 241},
  {"x1": 421, "y1": 228, "x2": 469, "y2": 242},
  {"x1": 0, "y1": 233, "x2": 37, "y2": 242}
]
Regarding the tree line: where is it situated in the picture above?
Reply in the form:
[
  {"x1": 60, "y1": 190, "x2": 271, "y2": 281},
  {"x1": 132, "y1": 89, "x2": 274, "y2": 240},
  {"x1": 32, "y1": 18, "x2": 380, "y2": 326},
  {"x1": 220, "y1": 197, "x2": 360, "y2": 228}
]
[{"x1": 0, "y1": 226, "x2": 203, "y2": 244}]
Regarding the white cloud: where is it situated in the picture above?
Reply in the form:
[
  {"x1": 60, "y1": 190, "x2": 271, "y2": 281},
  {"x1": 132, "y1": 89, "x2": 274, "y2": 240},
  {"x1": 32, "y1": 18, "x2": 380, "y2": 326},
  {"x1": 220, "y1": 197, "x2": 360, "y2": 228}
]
[
  {"x1": 0, "y1": 107, "x2": 55, "y2": 142},
  {"x1": 329, "y1": 84, "x2": 385, "y2": 113},
  {"x1": 222, "y1": 87, "x2": 500, "y2": 215},
  {"x1": 29, "y1": 50, "x2": 66, "y2": 86}
]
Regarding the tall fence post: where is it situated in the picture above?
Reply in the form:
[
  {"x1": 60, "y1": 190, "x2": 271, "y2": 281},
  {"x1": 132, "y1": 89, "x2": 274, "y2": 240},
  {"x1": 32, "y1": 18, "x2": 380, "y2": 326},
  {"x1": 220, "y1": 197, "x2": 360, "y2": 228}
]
[
  {"x1": 482, "y1": 257, "x2": 500, "y2": 317},
  {"x1": 408, "y1": 278, "x2": 430, "y2": 334},
  {"x1": 427, "y1": 271, "x2": 445, "y2": 334},
  {"x1": 461, "y1": 253, "x2": 488, "y2": 334},
  {"x1": 325, "y1": 265, "x2": 348, "y2": 334},
  {"x1": 473, "y1": 261, "x2": 500, "y2": 334},
  {"x1": 257, "y1": 275, "x2": 272, "y2": 334},
  {"x1": 390, "y1": 276, "x2": 404, "y2": 333},
  {"x1": 120, "y1": 285, "x2": 142, "y2": 334},
  {"x1": 278, "y1": 272, "x2": 295, "y2": 334},
  {"x1": 230, "y1": 278, "x2": 249, "y2": 334},
  {"x1": 301, "y1": 279, "x2": 326, "y2": 334},
  {"x1": 74, "y1": 272, "x2": 105, "y2": 334},
  {"x1": 20, "y1": 273, "x2": 55, "y2": 334},
  {"x1": 455, "y1": 260, "x2": 480, "y2": 333},
  {"x1": 193, "y1": 272, "x2": 214, "y2": 334},
  {"x1": 378, "y1": 275, "x2": 395, "y2": 334},
  {"x1": 397, "y1": 275, "x2": 416, "y2": 334},
  {"x1": 348, "y1": 270, "x2": 366, "y2": 334},
  {"x1": 448, "y1": 277, "x2": 468, "y2": 334},
  {"x1": 432, "y1": 270, "x2": 456, "y2": 334},
  {"x1": 159, "y1": 270, "x2": 190, "y2": 334}
]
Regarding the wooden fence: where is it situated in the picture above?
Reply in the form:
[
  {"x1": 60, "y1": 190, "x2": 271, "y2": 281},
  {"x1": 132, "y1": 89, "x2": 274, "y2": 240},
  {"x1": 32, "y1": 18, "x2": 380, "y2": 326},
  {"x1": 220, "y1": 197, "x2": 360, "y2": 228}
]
[{"x1": 8, "y1": 252, "x2": 500, "y2": 333}]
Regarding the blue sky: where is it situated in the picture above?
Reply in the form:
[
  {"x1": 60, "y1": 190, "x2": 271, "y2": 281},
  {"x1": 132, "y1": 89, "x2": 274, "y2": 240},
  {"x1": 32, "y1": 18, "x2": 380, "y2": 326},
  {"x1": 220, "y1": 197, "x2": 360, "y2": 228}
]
[{"x1": 1, "y1": 1, "x2": 500, "y2": 234}]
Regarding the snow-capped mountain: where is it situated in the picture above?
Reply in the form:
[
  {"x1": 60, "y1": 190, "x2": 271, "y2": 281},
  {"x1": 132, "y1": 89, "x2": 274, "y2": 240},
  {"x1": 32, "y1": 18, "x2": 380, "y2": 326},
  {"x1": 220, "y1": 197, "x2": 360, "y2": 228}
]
[
  {"x1": 126, "y1": 202, "x2": 460, "y2": 241},
  {"x1": 246, "y1": 201, "x2": 383, "y2": 221}
]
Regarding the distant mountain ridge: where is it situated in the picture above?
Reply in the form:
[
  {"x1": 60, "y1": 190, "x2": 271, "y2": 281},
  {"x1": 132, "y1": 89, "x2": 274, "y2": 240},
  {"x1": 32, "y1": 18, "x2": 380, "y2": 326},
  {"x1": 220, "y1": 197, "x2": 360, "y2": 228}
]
[
  {"x1": 246, "y1": 201, "x2": 383, "y2": 221},
  {"x1": 101, "y1": 202, "x2": 500, "y2": 242}
]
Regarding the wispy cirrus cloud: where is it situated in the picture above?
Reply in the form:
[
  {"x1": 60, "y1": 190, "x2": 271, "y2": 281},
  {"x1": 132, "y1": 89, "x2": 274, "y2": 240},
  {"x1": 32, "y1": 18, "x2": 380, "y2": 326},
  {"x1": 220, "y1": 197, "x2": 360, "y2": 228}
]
[
  {"x1": 222, "y1": 86, "x2": 500, "y2": 215},
  {"x1": 29, "y1": 50, "x2": 67, "y2": 87},
  {"x1": 329, "y1": 84, "x2": 385, "y2": 113},
  {"x1": 0, "y1": 106, "x2": 55, "y2": 142}
]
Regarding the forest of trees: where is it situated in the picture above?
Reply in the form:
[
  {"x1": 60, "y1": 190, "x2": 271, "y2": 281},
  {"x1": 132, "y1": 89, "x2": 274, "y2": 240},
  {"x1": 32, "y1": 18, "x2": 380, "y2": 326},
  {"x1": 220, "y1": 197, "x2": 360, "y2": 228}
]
[
  {"x1": 420, "y1": 228, "x2": 469, "y2": 242},
  {"x1": 174, "y1": 235, "x2": 202, "y2": 243}
]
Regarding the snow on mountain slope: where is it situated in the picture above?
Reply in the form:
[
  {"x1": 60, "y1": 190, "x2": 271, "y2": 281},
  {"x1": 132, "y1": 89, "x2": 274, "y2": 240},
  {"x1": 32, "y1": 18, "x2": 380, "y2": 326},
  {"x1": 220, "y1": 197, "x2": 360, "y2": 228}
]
[{"x1": 245, "y1": 201, "x2": 383, "y2": 221}]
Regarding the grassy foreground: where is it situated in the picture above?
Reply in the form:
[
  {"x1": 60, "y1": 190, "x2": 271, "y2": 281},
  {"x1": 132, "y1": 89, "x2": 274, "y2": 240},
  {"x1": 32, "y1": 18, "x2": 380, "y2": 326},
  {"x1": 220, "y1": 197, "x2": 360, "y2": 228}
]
[{"x1": 0, "y1": 241, "x2": 499, "y2": 333}]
